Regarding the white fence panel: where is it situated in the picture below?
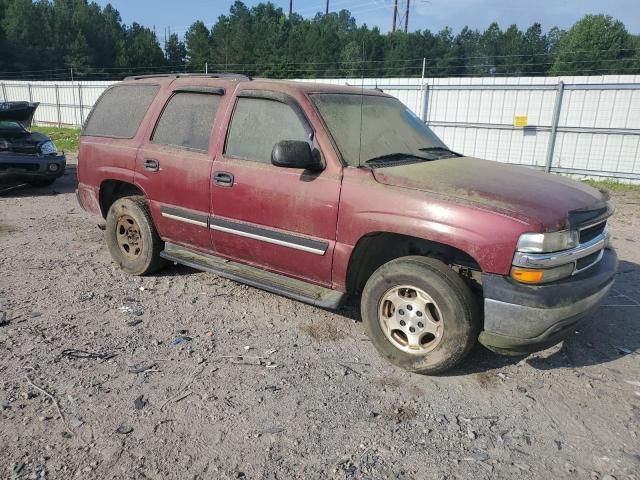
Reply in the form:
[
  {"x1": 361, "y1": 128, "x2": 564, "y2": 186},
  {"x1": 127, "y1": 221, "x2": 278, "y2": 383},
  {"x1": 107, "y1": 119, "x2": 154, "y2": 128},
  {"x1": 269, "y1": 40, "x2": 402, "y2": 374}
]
[{"x1": 1, "y1": 75, "x2": 639, "y2": 182}]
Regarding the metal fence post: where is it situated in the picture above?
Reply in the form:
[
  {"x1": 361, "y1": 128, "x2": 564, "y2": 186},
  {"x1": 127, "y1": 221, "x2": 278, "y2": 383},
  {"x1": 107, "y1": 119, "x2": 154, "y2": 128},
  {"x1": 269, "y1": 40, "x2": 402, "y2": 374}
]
[
  {"x1": 27, "y1": 83, "x2": 35, "y2": 123},
  {"x1": 421, "y1": 83, "x2": 430, "y2": 122},
  {"x1": 55, "y1": 84, "x2": 62, "y2": 128},
  {"x1": 544, "y1": 81, "x2": 565, "y2": 172},
  {"x1": 78, "y1": 83, "x2": 85, "y2": 126}
]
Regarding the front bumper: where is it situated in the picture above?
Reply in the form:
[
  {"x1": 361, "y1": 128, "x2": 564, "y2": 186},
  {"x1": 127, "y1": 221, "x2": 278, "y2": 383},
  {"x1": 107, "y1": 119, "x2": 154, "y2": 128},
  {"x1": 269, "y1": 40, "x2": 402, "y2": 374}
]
[
  {"x1": 478, "y1": 248, "x2": 618, "y2": 355},
  {"x1": 0, "y1": 152, "x2": 66, "y2": 184}
]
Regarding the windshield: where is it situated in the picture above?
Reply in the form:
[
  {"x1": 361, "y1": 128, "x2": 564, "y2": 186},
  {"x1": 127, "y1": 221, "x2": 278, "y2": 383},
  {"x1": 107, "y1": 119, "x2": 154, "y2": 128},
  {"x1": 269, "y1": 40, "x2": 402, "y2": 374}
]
[
  {"x1": 0, "y1": 120, "x2": 25, "y2": 131},
  {"x1": 310, "y1": 93, "x2": 448, "y2": 167}
]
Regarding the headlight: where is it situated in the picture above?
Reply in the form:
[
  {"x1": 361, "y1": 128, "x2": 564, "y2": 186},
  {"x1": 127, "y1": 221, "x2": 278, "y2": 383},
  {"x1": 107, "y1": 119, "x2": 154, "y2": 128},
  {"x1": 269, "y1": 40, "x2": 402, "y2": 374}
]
[
  {"x1": 516, "y1": 230, "x2": 579, "y2": 253},
  {"x1": 40, "y1": 141, "x2": 57, "y2": 155}
]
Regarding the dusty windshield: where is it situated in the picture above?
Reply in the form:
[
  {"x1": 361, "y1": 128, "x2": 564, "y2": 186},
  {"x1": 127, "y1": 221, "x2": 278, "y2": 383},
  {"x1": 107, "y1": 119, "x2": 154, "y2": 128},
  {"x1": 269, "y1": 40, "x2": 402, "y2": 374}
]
[{"x1": 311, "y1": 93, "x2": 449, "y2": 167}]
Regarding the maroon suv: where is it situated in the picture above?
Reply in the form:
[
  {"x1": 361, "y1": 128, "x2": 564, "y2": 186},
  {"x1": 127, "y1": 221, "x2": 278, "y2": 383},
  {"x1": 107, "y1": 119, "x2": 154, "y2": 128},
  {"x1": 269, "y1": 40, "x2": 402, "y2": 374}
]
[{"x1": 77, "y1": 74, "x2": 617, "y2": 374}]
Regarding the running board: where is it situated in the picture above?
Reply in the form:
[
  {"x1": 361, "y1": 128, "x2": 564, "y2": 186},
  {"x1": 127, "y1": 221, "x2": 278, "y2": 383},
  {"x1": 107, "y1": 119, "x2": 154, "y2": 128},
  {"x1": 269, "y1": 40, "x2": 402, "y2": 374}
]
[{"x1": 160, "y1": 242, "x2": 345, "y2": 309}]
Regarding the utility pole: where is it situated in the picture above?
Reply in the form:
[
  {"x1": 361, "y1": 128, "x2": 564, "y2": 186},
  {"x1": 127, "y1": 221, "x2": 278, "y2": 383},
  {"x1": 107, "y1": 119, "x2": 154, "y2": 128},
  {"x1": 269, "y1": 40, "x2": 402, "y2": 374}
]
[
  {"x1": 289, "y1": 0, "x2": 292, "y2": 18},
  {"x1": 325, "y1": 0, "x2": 329, "y2": 15},
  {"x1": 392, "y1": 0, "x2": 398, "y2": 32},
  {"x1": 404, "y1": 0, "x2": 410, "y2": 33}
]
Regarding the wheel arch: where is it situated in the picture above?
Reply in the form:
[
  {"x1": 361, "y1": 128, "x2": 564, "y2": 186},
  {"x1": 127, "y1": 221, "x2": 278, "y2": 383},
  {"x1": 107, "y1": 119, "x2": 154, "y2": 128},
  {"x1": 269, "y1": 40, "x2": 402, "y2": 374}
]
[
  {"x1": 99, "y1": 179, "x2": 146, "y2": 218},
  {"x1": 345, "y1": 231, "x2": 482, "y2": 295}
]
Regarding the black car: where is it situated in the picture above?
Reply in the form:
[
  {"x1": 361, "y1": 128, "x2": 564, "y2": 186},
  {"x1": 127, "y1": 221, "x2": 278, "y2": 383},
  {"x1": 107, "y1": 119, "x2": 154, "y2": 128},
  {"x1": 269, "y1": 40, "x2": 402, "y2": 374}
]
[{"x1": 0, "y1": 102, "x2": 66, "y2": 187}]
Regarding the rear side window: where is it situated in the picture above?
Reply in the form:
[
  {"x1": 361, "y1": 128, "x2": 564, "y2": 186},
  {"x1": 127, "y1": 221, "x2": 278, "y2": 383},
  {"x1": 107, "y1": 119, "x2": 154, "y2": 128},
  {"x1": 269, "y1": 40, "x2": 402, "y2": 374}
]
[
  {"x1": 152, "y1": 92, "x2": 221, "y2": 152},
  {"x1": 83, "y1": 84, "x2": 159, "y2": 138},
  {"x1": 225, "y1": 97, "x2": 308, "y2": 163}
]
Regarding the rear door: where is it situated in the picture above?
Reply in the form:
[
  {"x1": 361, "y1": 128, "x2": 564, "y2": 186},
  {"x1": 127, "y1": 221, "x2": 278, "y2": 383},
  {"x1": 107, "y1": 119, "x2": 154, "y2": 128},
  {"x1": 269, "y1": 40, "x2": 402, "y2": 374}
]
[
  {"x1": 209, "y1": 90, "x2": 342, "y2": 286},
  {"x1": 136, "y1": 87, "x2": 225, "y2": 252}
]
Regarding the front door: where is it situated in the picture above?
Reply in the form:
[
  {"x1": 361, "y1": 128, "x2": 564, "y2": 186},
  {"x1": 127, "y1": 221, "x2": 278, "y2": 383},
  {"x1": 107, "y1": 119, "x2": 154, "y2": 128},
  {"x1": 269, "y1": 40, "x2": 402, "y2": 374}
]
[
  {"x1": 136, "y1": 89, "x2": 224, "y2": 252},
  {"x1": 210, "y1": 92, "x2": 341, "y2": 286}
]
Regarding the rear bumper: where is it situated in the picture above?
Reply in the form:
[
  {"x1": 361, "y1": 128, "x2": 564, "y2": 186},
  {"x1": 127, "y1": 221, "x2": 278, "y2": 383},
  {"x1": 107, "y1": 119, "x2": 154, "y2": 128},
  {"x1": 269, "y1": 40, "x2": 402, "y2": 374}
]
[
  {"x1": 76, "y1": 182, "x2": 102, "y2": 216},
  {"x1": 0, "y1": 153, "x2": 66, "y2": 183},
  {"x1": 478, "y1": 248, "x2": 618, "y2": 355}
]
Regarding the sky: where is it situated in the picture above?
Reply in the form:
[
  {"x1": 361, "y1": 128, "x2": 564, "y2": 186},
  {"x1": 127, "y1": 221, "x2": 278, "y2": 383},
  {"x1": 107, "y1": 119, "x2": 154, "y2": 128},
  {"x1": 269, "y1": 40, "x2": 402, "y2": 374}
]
[{"x1": 94, "y1": 0, "x2": 640, "y2": 38}]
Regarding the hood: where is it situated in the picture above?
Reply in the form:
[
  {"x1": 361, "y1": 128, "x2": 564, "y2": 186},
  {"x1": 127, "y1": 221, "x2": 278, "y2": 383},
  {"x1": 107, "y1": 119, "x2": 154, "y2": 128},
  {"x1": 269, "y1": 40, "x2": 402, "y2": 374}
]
[
  {"x1": 371, "y1": 157, "x2": 609, "y2": 231},
  {"x1": 0, "y1": 102, "x2": 39, "y2": 128}
]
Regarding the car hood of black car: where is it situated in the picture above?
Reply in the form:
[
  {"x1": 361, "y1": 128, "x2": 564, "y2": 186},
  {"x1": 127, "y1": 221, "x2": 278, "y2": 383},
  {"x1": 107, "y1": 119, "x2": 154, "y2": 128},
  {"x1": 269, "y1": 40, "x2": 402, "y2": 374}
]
[{"x1": 0, "y1": 102, "x2": 39, "y2": 128}]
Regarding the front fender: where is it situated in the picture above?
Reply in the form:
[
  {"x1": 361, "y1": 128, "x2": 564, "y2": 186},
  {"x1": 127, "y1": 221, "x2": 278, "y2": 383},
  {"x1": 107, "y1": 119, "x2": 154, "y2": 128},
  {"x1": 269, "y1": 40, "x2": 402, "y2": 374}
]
[{"x1": 331, "y1": 168, "x2": 533, "y2": 290}]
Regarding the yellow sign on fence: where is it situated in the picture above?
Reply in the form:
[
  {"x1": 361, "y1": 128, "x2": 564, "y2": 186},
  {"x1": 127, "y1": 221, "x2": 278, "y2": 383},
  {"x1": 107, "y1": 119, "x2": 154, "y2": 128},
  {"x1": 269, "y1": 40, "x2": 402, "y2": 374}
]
[{"x1": 514, "y1": 115, "x2": 529, "y2": 127}]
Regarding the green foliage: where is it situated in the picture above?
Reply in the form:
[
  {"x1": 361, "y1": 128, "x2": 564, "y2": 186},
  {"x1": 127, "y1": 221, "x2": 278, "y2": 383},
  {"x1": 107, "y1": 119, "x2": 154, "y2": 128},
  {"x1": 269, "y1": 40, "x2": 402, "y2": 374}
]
[
  {"x1": 165, "y1": 33, "x2": 186, "y2": 66},
  {"x1": 31, "y1": 126, "x2": 79, "y2": 152},
  {"x1": 185, "y1": 21, "x2": 212, "y2": 70},
  {"x1": 550, "y1": 15, "x2": 637, "y2": 75},
  {"x1": 583, "y1": 179, "x2": 640, "y2": 193},
  {"x1": 0, "y1": 0, "x2": 162, "y2": 77},
  {"x1": 115, "y1": 22, "x2": 165, "y2": 72},
  {"x1": 0, "y1": 2, "x2": 637, "y2": 79}
]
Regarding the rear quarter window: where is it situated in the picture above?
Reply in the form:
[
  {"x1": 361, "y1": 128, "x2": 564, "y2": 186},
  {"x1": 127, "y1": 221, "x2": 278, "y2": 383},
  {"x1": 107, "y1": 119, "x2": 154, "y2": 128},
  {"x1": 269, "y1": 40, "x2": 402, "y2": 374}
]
[{"x1": 83, "y1": 84, "x2": 159, "y2": 138}]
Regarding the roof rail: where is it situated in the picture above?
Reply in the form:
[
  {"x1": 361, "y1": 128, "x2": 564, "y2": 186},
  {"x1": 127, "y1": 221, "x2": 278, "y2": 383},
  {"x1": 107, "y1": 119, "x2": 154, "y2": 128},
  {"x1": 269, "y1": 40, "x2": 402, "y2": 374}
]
[{"x1": 124, "y1": 73, "x2": 252, "y2": 81}]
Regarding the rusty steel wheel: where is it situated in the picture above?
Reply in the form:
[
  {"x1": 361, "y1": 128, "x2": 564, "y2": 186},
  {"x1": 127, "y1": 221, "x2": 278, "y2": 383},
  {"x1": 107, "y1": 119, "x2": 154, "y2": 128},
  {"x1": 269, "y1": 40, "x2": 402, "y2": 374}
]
[
  {"x1": 115, "y1": 214, "x2": 143, "y2": 259},
  {"x1": 378, "y1": 285, "x2": 444, "y2": 355},
  {"x1": 105, "y1": 196, "x2": 166, "y2": 276}
]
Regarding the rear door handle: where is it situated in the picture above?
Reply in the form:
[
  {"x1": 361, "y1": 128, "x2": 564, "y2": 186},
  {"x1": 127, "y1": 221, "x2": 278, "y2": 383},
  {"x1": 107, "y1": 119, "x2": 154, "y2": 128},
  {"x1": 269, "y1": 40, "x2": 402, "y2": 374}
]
[
  {"x1": 144, "y1": 159, "x2": 159, "y2": 172},
  {"x1": 213, "y1": 171, "x2": 234, "y2": 187}
]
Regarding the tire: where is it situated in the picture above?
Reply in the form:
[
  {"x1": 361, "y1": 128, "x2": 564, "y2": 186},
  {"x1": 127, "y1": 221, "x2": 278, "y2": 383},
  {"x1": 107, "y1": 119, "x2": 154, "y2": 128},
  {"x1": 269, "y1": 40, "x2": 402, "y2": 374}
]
[
  {"x1": 105, "y1": 196, "x2": 166, "y2": 275},
  {"x1": 361, "y1": 256, "x2": 480, "y2": 374},
  {"x1": 28, "y1": 178, "x2": 56, "y2": 187}
]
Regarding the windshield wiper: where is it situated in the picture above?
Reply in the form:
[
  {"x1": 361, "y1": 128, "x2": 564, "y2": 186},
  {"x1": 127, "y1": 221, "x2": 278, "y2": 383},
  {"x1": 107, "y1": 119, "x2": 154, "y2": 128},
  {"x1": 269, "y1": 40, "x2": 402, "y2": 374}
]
[
  {"x1": 364, "y1": 152, "x2": 436, "y2": 166},
  {"x1": 418, "y1": 146, "x2": 461, "y2": 158}
]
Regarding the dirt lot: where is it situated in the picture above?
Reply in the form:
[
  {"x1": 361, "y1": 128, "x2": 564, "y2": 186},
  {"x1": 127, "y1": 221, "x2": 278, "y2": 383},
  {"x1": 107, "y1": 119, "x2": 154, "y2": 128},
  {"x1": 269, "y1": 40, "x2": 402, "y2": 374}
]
[{"x1": 1, "y1": 156, "x2": 639, "y2": 480}]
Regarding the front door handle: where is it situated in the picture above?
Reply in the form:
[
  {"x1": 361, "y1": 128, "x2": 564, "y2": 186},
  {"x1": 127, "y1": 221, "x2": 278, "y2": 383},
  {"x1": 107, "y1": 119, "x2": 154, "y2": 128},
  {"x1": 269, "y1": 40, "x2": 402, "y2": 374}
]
[
  {"x1": 213, "y1": 171, "x2": 234, "y2": 187},
  {"x1": 144, "y1": 159, "x2": 159, "y2": 172}
]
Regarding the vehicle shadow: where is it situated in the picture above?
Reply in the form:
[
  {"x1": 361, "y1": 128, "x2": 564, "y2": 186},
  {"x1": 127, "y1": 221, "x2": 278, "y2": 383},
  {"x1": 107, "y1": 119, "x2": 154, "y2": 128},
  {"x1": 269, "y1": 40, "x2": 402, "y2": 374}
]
[{"x1": 0, "y1": 164, "x2": 77, "y2": 196}]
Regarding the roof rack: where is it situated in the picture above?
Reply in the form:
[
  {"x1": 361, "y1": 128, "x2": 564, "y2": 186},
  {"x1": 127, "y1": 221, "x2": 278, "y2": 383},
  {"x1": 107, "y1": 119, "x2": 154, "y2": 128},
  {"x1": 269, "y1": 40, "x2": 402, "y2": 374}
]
[{"x1": 124, "y1": 73, "x2": 252, "y2": 81}]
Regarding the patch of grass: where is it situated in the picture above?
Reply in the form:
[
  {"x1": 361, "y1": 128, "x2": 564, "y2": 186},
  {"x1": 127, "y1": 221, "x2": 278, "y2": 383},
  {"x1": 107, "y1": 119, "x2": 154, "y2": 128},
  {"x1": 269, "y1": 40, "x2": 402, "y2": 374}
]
[
  {"x1": 583, "y1": 180, "x2": 640, "y2": 193},
  {"x1": 31, "y1": 126, "x2": 80, "y2": 153},
  {"x1": 583, "y1": 179, "x2": 640, "y2": 193}
]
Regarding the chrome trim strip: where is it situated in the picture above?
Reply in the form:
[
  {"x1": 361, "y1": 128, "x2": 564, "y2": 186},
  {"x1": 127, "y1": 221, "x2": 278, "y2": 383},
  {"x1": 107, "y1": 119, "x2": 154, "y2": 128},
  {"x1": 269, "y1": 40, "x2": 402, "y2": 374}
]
[
  {"x1": 209, "y1": 223, "x2": 326, "y2": 256},
  {"x1": 512, "y1": 231, "x2": 608, "y2": 269},
  {"x1": 578, "y1": 220, "x2": 606, "y2": 231},
  {"x1": 161, "y1": 212, "x2": 208, "y2": 228}
]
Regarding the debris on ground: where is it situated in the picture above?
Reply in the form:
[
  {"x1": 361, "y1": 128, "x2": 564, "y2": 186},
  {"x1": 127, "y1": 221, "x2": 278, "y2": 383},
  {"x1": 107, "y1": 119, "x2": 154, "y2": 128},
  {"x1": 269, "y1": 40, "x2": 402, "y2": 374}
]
[
  {"x1": 133, "y1": 395, "x2": 147, "y2": 410},
  {"x1": 115, "y1": 425, "x2": 133, "y2": 435},
  {"x1": 128, "y1": 363, "x2": 159, "y2": 374},
  {"x1": 60, "y1": 349, "x2": 117, "y2": 360}
]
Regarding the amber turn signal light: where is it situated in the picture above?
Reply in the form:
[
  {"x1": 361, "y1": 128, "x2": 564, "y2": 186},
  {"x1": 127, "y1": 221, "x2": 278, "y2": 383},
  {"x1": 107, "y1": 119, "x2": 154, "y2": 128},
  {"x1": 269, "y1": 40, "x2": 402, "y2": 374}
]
[{"x1": 510, "y1": 267, "x2": 544, "y2": 284}]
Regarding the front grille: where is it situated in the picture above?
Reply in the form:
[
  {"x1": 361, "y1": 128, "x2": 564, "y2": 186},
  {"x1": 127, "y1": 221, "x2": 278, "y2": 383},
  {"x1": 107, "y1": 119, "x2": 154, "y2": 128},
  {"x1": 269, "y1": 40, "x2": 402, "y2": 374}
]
[
  {"x1": 579, "y1": 222, "x2": 606, "y2": 244},
  {"x1": 11, "y1": 147, "x2": 39, "y2": 154},
  {"x1": 0, "y1": 162, "x2": 39, "y2": 172},
  {"x1": 576, "y1": 251, "x2": 601, "y2": 271}
]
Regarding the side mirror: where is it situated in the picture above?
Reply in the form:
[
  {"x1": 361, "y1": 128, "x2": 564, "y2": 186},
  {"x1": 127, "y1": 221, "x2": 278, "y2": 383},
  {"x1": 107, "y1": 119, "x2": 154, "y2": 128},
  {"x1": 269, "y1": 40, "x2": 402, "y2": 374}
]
[{"x1": 271, "y1": 140, "x2": 324, "y2": 172}]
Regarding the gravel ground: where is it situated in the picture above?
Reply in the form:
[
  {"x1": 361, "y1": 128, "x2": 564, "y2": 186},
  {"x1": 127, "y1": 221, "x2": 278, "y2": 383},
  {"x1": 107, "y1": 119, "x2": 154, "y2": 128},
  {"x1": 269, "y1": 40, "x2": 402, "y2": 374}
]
[{"x1": 1, "y1": 156, "x2": 639, "y2": 480}]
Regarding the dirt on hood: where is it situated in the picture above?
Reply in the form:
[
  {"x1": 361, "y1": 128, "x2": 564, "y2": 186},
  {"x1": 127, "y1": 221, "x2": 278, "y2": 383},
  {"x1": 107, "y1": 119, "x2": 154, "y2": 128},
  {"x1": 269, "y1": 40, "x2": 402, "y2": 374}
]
[{"x1": 371, "y1": 157, "x2": 609, "y2": 231}]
